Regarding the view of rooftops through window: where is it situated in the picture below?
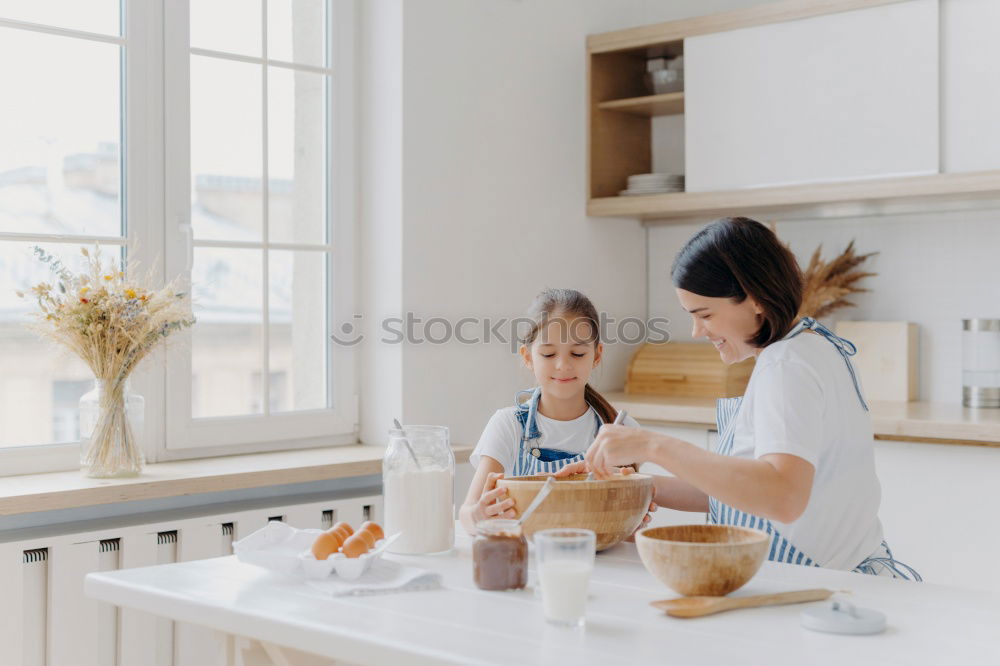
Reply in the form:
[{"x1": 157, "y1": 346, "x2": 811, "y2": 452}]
[{"x1": 0, "y1": 0, "x2": 331, "y2": 447}]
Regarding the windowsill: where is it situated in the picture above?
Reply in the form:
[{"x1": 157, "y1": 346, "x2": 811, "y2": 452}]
[{"x1": 0, "y1": 445, "x2": 474, "y2": 518}]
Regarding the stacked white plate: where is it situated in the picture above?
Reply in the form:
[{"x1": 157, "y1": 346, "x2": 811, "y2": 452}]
[{"x1": 620, "y1": 172, "x2": 685, "y2": 196}]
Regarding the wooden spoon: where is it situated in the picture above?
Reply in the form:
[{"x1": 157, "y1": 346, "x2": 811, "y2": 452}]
[{"x1": 651, "y1": 588, "x2": 836, "y2": 618}]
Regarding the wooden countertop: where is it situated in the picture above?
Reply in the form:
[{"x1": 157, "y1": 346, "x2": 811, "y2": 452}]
[
  {"x1": 606, "y1": 391, "x2": 1000, "y2": 447},
  {"x1": 0, "y1": 445, "x2": 474, "y2": 517}
]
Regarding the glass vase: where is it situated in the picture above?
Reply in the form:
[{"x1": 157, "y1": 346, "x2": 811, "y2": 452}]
[{"x1": 79, "y1": 379, "x2": 145, "y2": 478}]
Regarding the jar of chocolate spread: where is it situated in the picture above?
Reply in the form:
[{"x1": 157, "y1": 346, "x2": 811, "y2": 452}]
[{"x1": 473, "y1": 519, "x2": 528, "y2": 591}]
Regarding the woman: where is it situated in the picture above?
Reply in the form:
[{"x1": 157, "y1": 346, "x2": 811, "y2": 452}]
[{"x1": 576, "y1": 217, "x2": 919, "y2": 578}]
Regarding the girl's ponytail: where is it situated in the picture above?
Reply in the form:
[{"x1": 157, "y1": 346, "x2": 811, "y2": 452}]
[{"x1": 584, "y1": 383, "x2": 617, "y2": 424}]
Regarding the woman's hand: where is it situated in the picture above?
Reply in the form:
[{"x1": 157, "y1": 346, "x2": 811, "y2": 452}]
[
  {"x1": 585, "y1": 425, "x2": 654, "y2": 479},
  {"x1": 552, "y1": 460, "x2": 587, "y2": 477},
  {"x1": 468, "y1": 472, "x2": 517, "y2": 523}
]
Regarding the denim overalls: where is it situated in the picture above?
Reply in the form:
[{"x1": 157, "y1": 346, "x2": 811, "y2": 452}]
[
  {"x1": 709, "y1": 317, "x2": 922, "y2": 580},
  {"x1": 510, "y1": 387, "x2": 603, "y2": 477}
]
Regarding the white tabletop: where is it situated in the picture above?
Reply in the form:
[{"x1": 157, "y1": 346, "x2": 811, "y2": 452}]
[{"x1": 85, "y1": 530, "x2": 999, "y2": 666}]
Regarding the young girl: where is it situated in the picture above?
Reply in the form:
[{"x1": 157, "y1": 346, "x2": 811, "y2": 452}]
[
  {"x1": 574, "y1": 217, "x2": 920, "y2": 578},
  {"x1": 459, "y1": 289, "x2": 641, "y2": 535}
]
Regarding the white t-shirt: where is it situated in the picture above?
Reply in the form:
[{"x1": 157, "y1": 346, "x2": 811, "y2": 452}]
[
  {"x1": 727, "y1": 332, "x2": 884, "y2": 570},
  {"x1": 471, "y1": 405, "x2": 641, "y2": 474}
]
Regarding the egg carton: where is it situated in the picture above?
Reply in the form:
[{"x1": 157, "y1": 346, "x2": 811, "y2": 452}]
[
  {"x1": 298, "y1": 532, "x2": 401, "y2": 581},
  {"x1": 233, "y1": 520, "x2": 400, "y2": 580}
]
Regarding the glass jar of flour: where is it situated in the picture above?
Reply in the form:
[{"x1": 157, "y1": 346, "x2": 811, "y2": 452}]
[{"x1": 383, "y1": 425, "x2": 455, "y2": 554}]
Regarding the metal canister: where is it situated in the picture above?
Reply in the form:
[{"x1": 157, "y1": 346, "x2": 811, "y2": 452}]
[{"x1": 962, "y1": 319, "x2": 1000, "y2": 408}]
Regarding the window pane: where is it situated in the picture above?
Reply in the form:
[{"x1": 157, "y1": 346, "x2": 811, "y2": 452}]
[
  {"x1": 0, "y1": 0, "x2": 120, "y2": 36},
  {"x1": 268, "y1": 67, "x2": 327, "y2": 244},
  {"x1": 0, "y1": 28, "x2": 122, "y2": 237},
  {"x1": 191, "y1": 247, "x2": 264, "y2": 418},
  {"x1": 269, "y1": 250, "x2": 327, "y2": 412},
  {"x1": 0, "y1": 241, "x2": 105, "y2": 447},
  {"x1": 191, "y1": 56, "x2": 262, "y2": 242},
  {"x1": 267, "y1": 0, "x2": 327, "y2": 67},
  {"x1": 190, "y1": 0, "x2": 261, "y2": 57}
]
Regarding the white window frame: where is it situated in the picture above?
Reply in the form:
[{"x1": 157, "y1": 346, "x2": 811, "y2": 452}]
[
  {"x1": 159, "y1": 0, "x2": 358, "y2": 459},
  {"x1": 0, "y1": 0, "x2": 358, "y2": 475},
  {"x1": 0, "y1": 4, "x2": 150, "y2": 475}
]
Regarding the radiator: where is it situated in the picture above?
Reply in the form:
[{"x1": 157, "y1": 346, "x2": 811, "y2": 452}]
[{"x1": 0, "y1": 492, "x2": 383, "y2": 666}]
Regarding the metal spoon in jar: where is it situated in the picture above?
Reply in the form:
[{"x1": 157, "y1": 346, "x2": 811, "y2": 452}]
[
  {"x1": 586, "y1": 409, "x2": 628, "y2": 481},
  {"x1": 392, "y1": 418, "x2": 422, "y2": 469},
  {"x1": 517, "y1": 476, "x2": 555, "y2": 526}
]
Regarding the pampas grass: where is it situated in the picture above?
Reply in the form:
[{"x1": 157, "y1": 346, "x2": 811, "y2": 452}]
[
  {"x1": 18, "y1": 245, "x2": 195, "y2": 476},
  {"x1": 797, "y1": 240, "x2": 878, "y2": 319}
]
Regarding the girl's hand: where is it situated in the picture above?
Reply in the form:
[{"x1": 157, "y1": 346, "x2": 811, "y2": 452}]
[
  {"x1": 585, "y1": 425, "x2": 654, "y2": 480},
  {"x1": 470, "y1": 472, "x2": 516, "y2": 522}
]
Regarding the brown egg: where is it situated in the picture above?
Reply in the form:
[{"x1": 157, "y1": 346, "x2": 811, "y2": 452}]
[
  {"x1": 329, "y1": 525, "x2": 351, "y2": 543},
  {"x1": 355, "y1": 528, "x2": 376, "y2": 549},
  {"x1": 328, "y1": 529, "x2": 346, "y2": 549},
  {"x1": 311, "y1": 532, "x2": 341, "y2": 560},
  {"x1": 360, "y1": 521, "x2": 384, "y2": 541},
  {"x1": 332, "y1": 521, "x2": 354, "y2": 537},
  {"x1": 341, "y1": 534, "x2": 369, "y2": 558}
]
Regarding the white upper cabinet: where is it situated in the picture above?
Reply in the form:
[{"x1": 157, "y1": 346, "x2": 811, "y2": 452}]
[
  {"x1": 684, "y1": 0, "x2": 939, "y2": 192},
  {"x1": 941, "y1": 0, "x2": 1000, "y2": 173}
]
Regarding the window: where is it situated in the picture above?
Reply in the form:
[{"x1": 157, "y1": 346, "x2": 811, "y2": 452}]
[
  {"x1": 0, "y1": 3, "x2": 125, "y2": 458},
  {"x1": 0, "y1": 0, "x2": 356, "y2": 474}
]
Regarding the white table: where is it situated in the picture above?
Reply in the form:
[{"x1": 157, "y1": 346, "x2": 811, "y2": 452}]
[{"x1": 85, "y1": 530, "x2": 999, "y2": 666}]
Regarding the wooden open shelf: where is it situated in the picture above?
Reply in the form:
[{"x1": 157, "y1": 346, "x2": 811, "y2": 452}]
[
  {"x1": 597, "y1": 92, "x2": 684, "y2": 117},
  {"x1": 587, "y1": 169, "x2": 1000, "y2": 221}
]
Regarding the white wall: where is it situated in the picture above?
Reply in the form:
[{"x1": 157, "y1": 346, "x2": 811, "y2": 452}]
[
  {"x1": 648, "y1": 208, "x2": 1000, "y2": 404},
  {"x1": 358, "y1": 0, "x2": 404, "y2": 446},
  {"x1": 358, "y1": 0, "x2": 770, "y2": 447}
]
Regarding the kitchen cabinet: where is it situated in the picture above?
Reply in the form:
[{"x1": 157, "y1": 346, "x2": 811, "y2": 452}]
[
  {"x1": 587, "y1": 0, "x2": 1000, "y2": 222},
  {"x1": 940, "y1": 0, "x2": 1000, "y2": 173},
  {"x1": 453, "y1": 461, "x2": 474, "y2": 514},
  {"x1": 873, "y1": 438, "x2": 1000, "y2": 592},
  {"x1": 637, "y1": 423, "x2": 712, "y2": 527},
  {"x1": 684, "y1": 0, "x2": 938, "y2": 191}
]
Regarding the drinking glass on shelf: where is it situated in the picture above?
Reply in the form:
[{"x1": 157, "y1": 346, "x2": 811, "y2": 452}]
[{"x1": 534, "y1": 528, "x2": 596, "y2": 628}]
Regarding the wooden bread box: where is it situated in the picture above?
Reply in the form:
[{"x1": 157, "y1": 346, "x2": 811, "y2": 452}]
[{"x1": 625, "y1": 342, "x2": 754, "y2": 398}]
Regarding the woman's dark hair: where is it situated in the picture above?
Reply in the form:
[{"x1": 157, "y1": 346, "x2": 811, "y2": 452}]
[
  {"x1": 520, "y1": 288, "x2": 618, "y2": 424},
  {"x1": 671, "y1": 217, "x2": 802, "y2": 348}
]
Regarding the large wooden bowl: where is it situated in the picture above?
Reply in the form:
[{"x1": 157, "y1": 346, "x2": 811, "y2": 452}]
[
  {"x1": 495, "y1": 473, "x2": 653, "y2": 551},
  {"x1": 635, "y1": 525, "x2": 769, "y2": 596}
]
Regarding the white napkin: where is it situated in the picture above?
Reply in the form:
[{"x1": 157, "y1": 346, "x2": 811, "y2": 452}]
[{"x1": 305, "y1": 558, "x2": 441, "y2": 596}]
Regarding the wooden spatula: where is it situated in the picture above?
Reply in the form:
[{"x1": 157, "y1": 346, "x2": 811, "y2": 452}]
[{"x1": 651, "y1": 588, "x2": 836, "y2": 618}]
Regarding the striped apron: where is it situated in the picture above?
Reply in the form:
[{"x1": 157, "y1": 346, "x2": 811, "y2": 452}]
[
  {"x1": 708, "y1": 317, "x2": 922, "y2": 580},
  {"x1": 510, "y1": 387, "x2": 601, "y2": 477}
]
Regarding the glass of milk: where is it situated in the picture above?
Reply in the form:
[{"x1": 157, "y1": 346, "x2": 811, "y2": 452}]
[
  {"x1": 383, "y1": 425, "x2": 455, "y2": 555},
  {"x1": 534, "y1": 528, "x2": 596, "y2": 627}
]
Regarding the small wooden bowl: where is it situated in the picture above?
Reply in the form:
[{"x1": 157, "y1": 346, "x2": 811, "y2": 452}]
[
  {"x1": 635, "y1": 524, "x2": 769, "y2": 596},
  {"x1": 496, "y1": 473, "x2": 653, "y2": 551}
]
